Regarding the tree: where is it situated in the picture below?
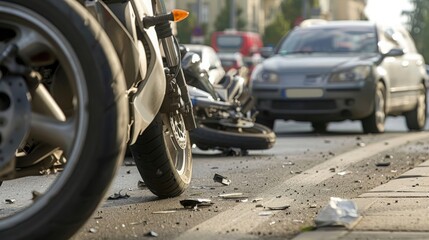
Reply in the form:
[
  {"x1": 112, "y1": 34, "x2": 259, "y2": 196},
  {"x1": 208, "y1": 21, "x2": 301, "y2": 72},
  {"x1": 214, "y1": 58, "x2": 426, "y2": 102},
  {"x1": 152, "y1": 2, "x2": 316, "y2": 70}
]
[
  {"x1": 263, "y1": 13, "x2": 290, "y2": 46},
  {"x1": 263, "y1": 0, "x2": 318, "y2": 46},
  {"x1": 176, "y1": 13, "x2": 197, "y2": 44},
  {"x1": 213, "y1": 0, "x2": 246, "y2": 31},
  {"x1": 408, "y1": 0, "x2": 429, "y2": 62}
]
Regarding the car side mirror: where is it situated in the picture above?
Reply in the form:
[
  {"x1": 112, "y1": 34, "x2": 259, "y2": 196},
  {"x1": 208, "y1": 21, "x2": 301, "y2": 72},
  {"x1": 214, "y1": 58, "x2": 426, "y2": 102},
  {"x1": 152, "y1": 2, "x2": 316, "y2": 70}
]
[
  {"x1": 261, "y1": 47, "x2": 274, "y2": 58},
  {"x1": 384, "y1": 48, "x2": 405, "y2": 57}
]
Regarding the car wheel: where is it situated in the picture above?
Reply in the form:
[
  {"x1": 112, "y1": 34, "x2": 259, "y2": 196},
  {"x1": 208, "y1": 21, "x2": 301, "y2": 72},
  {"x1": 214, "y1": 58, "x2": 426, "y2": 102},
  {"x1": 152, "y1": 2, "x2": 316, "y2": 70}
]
[
  {"x1": 311, "y1": 122, "x2": 328, "y2": 133},
  {"x1": 405, "y1": 83, "x2": 427, "y2": 131},
  {"x1": 362, "y1": 82, "x2": 386, "y2": 133}
]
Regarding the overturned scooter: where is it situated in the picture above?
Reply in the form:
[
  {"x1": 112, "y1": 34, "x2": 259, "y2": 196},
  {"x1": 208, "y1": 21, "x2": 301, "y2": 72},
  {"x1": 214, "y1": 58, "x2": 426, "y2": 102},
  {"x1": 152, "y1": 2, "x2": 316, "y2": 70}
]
[{"x1": 181, "y1": 50, "x2": 276, "y2": 155}]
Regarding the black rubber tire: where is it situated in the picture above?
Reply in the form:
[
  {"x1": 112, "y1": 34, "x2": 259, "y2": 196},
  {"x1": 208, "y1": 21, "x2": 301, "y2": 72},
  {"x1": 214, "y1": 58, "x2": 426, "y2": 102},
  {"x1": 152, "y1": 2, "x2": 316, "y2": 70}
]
[
  {"x1": 0, "y1": 1, "x2": 128, "y2": 240},
  {"x1": 130, "y1": 114, "x2": 193, "y2": 198},
  {"x1": 405, "y1": 83, "x2": 427, "y2": 131},
  {"x1": 190, "y1": 122, "x2": 276, "y2": 150},
  {"x1": 362, "y1": 82, "x2": 386, "y2": 134},
  {"x1": 311, "y1": 122, "x2": 328, "y2": 133}
]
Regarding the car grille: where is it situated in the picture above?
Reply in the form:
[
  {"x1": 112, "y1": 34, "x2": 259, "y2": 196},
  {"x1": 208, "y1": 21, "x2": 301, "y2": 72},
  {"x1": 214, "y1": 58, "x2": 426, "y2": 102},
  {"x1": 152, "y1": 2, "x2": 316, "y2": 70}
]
[{"x1": 272, "y1": 100, "x2": 337, "y2": 110}]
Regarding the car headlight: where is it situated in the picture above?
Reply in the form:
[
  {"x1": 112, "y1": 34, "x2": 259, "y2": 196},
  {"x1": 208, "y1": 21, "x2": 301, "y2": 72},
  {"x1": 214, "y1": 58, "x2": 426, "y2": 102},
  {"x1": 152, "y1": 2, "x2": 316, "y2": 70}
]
[
  {"x1": 329, "y1": 65, "x2": 372, "y2": 82},
  {"x1": 252, "y1": 68, "x2": 279, "y2": 83}
]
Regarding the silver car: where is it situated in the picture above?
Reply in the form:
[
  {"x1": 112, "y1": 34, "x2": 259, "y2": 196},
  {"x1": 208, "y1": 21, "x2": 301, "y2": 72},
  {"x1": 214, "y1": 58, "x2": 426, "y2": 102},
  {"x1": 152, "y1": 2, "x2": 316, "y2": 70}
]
[{"x1": 250, "y1": 21, "x2": 428, "y2": 133}]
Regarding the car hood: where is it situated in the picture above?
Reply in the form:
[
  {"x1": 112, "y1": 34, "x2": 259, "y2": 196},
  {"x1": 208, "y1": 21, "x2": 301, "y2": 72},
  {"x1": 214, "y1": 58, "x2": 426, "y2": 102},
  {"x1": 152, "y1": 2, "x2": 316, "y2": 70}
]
[{"x1": 262, "y1": 53, "x2": 379, "y2": 74}]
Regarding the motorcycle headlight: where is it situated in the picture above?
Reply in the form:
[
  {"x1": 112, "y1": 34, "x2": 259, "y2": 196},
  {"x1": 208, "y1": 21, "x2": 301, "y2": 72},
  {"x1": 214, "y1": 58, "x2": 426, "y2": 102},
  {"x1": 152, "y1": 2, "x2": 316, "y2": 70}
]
[{"x1": 329, "y1": 65, "x2": 371, "y2": 83}]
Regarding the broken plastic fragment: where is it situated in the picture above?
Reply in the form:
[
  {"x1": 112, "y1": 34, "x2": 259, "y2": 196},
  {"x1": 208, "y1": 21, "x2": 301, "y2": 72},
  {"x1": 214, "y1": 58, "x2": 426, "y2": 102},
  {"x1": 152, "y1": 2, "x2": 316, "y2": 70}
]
[
  {"x1": 315, "y1": 197, "x2": 359, "y2": 227},
  {"x1": 268, "y1": 205, "x2": 290, "y2": 210},
  {"x1": 145, "y1": 231, "x2": 158, "y2": 237},
  {"x1": 213, "y1": 173, "x2": 231, "y2": 186},
  {"x1": 337, "y1": 170, "x2": 352, "y2": 176},
  {"x1": 258, "y1": 211, "x2": 273, "y2": 216},
  {"x1": 375, "y1": 162, "x2": 391, "y2": 167},
  {"x1": 137, "y1": 180, "x2": 146, "y2": 189},
  {"x1": 218, "y1": 193, "x2": 247, "y2": 200},
  {"x1": 180, "y1": 199, "x2": 213, "y2": 208}
]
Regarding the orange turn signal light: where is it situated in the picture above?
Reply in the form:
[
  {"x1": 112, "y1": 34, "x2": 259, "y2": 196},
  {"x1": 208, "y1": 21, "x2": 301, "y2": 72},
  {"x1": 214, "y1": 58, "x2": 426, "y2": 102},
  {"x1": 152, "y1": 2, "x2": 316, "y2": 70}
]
[{"x1": 172, "y1": 9, "x2": 189, "y2": 22}]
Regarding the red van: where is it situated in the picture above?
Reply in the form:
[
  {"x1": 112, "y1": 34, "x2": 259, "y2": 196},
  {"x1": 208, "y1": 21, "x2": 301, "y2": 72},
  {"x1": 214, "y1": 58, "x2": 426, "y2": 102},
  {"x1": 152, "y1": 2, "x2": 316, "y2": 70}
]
[{"x1": 211, "y1": 30, "x2": 263, "y2": 57}]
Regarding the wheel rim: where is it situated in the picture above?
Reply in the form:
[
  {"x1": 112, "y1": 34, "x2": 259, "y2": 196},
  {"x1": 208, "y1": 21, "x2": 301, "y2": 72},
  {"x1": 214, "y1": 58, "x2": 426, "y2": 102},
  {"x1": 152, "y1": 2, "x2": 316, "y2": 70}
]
[
  {"x1": 0, "y1": 2, "x2": 88, "y2": 227},
  {"x1": 375, "y1": 85, "x2": 386, "y2": 130},
  {"x1": 163, "y1": 112, "x2": 188, "y2": 175}
]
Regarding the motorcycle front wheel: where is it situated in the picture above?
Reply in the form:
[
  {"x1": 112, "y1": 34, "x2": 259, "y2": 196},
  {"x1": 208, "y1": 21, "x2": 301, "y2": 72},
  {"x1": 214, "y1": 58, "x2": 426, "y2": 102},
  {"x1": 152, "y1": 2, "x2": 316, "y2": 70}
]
[
  {"x1": 0, "y1": 1, "x2": 128, "y2": 239},
  {"x1": 130, "y1": 113, "x2": 193, "y2": 198}
]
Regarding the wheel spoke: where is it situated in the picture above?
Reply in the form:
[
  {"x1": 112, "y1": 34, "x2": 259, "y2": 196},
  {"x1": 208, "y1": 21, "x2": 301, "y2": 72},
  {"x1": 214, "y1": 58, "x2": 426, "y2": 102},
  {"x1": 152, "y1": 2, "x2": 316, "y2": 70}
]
[
  {"x1": 30, "y1": 113, "x2": 75, "y2": 154},
  {"x1": 14, "y1": 24, "x2": 55, "y2": 65}
]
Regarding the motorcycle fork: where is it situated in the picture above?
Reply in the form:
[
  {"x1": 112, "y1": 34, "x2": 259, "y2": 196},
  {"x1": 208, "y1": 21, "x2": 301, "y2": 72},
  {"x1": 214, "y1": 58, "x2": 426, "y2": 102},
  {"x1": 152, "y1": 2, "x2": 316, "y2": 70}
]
[{"x1": 151, "y1": 0, "x2": 196, "y2": 130}]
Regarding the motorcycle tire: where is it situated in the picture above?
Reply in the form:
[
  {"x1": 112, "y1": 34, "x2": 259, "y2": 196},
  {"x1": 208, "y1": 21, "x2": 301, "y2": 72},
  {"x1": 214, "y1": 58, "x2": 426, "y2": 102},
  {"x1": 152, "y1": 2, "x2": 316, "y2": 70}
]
[
  {"x1": 0, "y1": 1, "x2": 128, "y2": 240},
  {"x1": 190, "y1": 122, "x2": 276, "y2": 151},
  {"x1": 130, "y1": 113, "x2": 193, "y2": 198}
]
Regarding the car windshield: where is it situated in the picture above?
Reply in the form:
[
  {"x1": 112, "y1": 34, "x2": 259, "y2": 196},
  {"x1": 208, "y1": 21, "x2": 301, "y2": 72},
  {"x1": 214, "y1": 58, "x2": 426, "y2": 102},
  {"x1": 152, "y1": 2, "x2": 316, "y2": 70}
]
[
  {"x1": 216, "y1": 35, "x2": 243, "y2": 52},
  {"x1": 278, "y1": 26, "x2": 378, "y2": 55}
]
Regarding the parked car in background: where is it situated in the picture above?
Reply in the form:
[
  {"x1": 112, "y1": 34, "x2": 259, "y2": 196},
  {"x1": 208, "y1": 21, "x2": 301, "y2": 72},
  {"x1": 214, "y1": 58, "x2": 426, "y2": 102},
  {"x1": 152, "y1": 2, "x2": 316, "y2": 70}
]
[
  {"x1": 250, "y1": 20, "x2": 428, "y2": 133},
  {"x1": 218, "y1": 52, "x2": 251, "y2": 84},
  {"x1": 184, "y1": 44, "x2": 225, "y2": 85},
  {"x1": 211, "y1": 30, "x2": 263, "y2": 57}
]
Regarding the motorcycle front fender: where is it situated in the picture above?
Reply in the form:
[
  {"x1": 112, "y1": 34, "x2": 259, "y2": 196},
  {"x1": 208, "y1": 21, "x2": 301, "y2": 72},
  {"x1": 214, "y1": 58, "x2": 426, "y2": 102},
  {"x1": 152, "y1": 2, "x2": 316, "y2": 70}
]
[{"x1": 129, "y1": 28, "x2": 166, "y2": 145}]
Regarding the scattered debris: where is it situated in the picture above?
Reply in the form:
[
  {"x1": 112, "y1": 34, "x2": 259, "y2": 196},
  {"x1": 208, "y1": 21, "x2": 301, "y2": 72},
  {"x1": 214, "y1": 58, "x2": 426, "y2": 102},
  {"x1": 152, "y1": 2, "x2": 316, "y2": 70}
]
[
  {"x1": 152, "y1": 210, "x2": 177, "y2": 214},
  {"x1": 337, "y1": 170, "x2": 352, "y2": 176},
  {"x1": 32, "y1": 191, "x2": 42, "y2": 201},
  {"x1": 385, "y1": 155, "x2": 393, "y2": 159},
  {"x1": 252, "y1": 198, "x2": 263, "y2": 203},
  {"x1": 375, "y1": 162, "x2": 391, "y2": 167},
  {"x1": 357, "y1": 142, "x2": 366, "y2": 147},
  {"x1": 255, "y1": 204, "x2": 264, "y2": 208},
  {"x1": 283, "y1": 161, "x2": 295, "y2": 166},
  {"x1": 213, "y1": 173, "x2": 231, "y2": 186},
  {"x1": 108, "y1": 190, "x2": 130, "y2": 200},
  {"x1": 268, "y1": 205, "x2": 290, "y2": 210},
  {"x1": 145, "y1": 231, "x2": 159, "y2": 237},
  {"x1": 236, "y1": 198, "x2": 248, "y2": 203},
  {"x1": 315, "y1": 197, "x2": 359, "y2": 227},
  {"x1": 219, "y1": 193, "x2": 247, "y2": 200},
  {"x1": 310, "y1": 204, "x2": 317, "y2": 208},
  {"x1": 126, "y1": 170, "x2": 131, "y2": 174},
  {"x1": 293, "y1": 219, "x2": 304, "y2": 224},
  {"x1": 258, "y1": 211, "x2": 273, "y2": 216},
  {"x1": 89, "y1": 228, "x2": 98, "y2": 233},
  {"x1": 180, "y1": 199, "x2": 213, "y2": 209},
  {"x1": 329, "y1": 168, "x2": 336, "y2": 172},
  {"x1": 269, "y1": 221, "x2": 276, "y2": 225},
  {"x1": 137, "y1": 180, "x2": 146, "y2": 189},
  {"x1": 4, "y1": 199, "x2": 15, "y2": 204},
  {"x1": 123, "y1": 159, "x2": 135, "y2": 166}
]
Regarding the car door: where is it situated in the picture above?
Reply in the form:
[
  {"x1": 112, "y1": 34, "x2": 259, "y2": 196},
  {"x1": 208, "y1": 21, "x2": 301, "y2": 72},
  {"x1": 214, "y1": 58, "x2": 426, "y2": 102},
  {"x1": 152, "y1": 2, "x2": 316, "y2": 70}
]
[{"x1": 379, "y1": 27, "x2": 409, "y2": 108}]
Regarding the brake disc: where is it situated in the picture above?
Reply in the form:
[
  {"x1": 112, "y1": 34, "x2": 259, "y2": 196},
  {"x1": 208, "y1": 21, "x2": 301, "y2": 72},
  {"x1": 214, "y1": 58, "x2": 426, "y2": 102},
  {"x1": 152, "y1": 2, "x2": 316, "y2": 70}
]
[{"x1": 0, "y1": 76, "x2": 31, "y2": 170}]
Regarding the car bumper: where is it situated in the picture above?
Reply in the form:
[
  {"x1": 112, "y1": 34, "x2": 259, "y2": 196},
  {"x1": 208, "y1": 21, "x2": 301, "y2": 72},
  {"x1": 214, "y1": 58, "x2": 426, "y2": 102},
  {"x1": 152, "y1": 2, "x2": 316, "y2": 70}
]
[{"x1": 252, "y1": 81, "x2": 375, "y2": 122}]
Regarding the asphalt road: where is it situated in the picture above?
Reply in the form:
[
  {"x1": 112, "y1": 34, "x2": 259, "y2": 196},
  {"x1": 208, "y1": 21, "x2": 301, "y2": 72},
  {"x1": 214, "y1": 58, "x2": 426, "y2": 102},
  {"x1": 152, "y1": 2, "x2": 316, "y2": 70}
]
[{"x1": 67, "y1": 115, "x2": 429, "y2": 240}]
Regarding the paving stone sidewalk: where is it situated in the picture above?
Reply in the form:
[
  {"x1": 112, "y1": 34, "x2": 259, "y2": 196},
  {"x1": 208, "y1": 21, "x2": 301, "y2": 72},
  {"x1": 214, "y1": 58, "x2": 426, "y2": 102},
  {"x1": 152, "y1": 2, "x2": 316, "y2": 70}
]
[{"x1": 293, "y1": 161, "x2": 429, "y2": 240}]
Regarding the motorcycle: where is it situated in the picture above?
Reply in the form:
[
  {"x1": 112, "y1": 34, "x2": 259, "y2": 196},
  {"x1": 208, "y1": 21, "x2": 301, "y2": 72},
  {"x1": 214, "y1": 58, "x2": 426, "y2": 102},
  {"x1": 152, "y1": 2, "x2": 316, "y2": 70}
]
[
  {"x1": 0, "y1": 0, "x2": 195, "y2": 239},
  {"x1": 181, "y1": 49, "x2": 276, "y2": 155}
]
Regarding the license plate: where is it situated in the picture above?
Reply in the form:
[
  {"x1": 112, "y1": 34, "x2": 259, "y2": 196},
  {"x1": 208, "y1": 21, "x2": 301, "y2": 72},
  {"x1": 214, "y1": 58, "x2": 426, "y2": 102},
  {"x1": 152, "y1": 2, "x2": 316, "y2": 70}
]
[{"x1": 285, "y1": 89, "x2": 323, "y2": 98}]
